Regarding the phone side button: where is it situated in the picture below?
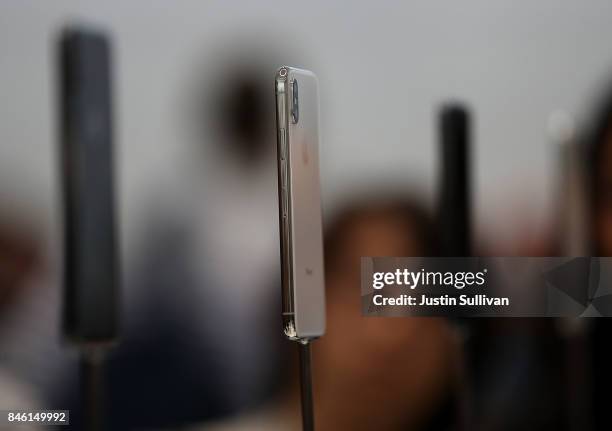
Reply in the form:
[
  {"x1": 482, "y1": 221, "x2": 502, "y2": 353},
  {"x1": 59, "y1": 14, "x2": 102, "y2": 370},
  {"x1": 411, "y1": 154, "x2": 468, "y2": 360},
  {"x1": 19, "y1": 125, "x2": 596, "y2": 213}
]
[
  {"x1": 281, "y1": 160, "x2": 287, "y2": 189},
  {"x1": 282, "y1": 191, "x2": 288, "y2": 217},
  {"x1": 280, "y1": 128, "x2": 287, "y2": 160}
]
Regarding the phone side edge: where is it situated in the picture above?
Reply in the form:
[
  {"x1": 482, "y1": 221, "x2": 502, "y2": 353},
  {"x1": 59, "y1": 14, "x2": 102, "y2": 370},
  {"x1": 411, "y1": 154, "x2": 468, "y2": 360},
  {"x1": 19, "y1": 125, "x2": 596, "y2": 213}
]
[{"x1": 276, "y1": 67, "x2": 298, "y2": 340}]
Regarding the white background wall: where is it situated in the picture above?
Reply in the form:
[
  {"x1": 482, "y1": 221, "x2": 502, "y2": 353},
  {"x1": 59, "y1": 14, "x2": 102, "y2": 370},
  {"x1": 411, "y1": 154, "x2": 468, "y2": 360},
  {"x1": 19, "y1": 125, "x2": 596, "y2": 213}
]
[{"x1": 2, "y1": 0, "x2": 612, "y2": 256}]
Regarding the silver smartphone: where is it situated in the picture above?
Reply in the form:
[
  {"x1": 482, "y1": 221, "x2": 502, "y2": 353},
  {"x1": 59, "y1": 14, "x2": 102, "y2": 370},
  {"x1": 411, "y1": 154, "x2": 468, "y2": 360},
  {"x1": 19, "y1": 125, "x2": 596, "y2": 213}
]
[{"x1": 275, "y1": 66, "x2": 326, "y2": 341}]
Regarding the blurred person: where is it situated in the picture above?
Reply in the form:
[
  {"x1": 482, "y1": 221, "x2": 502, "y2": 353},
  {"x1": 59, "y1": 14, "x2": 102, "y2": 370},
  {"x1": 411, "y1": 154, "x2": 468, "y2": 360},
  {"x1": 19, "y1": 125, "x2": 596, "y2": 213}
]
[
  {"x1": 460, "y1": 82, "x2": 612, "y2": 431},
  {"x1": 0, "y1": 216, "x2": 51, "y2": 418},
  {"x1": 588, "y1": 83, "x2": 612, "y2": 256},
  {"x1": 0, "y1": 368, "x2": 41, "y2": 431},
  {"x1": 197, "y1": 195, "x2": 460, "y2": 431},
  {"x1": 585, "y1": 81, "x2": 612, "y2": 431}
]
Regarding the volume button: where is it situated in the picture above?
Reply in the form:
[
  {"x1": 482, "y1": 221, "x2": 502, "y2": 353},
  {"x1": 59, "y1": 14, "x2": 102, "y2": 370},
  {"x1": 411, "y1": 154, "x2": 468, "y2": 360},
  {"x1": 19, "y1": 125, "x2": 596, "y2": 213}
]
[
  {"x1": 281, "y1": 160, "x2": 287, "y2": 189},
  {"x1": 280, "y1": 128, "x2": 287, "y2": 160},
  {"x1": 282, "y1": 191, "x2": 288, "y2": 216}
]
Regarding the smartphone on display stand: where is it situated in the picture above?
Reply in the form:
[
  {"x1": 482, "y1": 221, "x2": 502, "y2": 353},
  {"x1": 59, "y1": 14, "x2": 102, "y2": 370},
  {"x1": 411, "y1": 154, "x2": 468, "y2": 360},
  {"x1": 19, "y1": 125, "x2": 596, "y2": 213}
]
[{"x1": 275, "y1": 66, "x2": 326, "y2": 342}]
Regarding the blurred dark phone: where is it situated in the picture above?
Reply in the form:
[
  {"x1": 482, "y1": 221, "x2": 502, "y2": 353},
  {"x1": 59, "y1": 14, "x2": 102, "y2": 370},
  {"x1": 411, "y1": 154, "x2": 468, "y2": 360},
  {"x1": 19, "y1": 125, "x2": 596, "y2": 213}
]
[{"x1": 59, "y1": 27, "x2": 119, "y2": 343}]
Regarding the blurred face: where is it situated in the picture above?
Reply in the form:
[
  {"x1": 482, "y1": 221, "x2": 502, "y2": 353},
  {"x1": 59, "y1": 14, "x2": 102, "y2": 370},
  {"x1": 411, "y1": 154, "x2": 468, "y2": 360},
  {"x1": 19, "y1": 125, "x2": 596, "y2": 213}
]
[
  {"x1": 315, "y1": 211, "x2": 456, "y2": 431},
  {"x1": 595, "y1": 129, "x2": 612, "y2": 255}
]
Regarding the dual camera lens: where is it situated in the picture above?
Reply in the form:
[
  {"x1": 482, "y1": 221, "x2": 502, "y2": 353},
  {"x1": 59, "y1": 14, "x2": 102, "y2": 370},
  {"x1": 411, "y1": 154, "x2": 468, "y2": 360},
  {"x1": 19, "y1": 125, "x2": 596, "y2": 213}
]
[{"x1": 291, "y1": 79, "x2": 299, "y2": 124}]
